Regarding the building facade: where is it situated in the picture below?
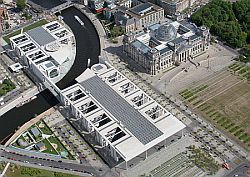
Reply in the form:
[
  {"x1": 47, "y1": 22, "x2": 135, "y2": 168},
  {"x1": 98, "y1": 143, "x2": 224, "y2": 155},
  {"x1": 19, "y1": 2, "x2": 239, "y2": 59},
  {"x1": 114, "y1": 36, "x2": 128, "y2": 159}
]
[
  {"x1": 61, "y1": 63, "x2": 185, "y2": 164},
  {"x1": 113, "y1": 2, "x2": 164, "y2": 32},
  {"x1": 123, "y1": 21, "x2": 210, "y2": 75},
  {"x1": 10, "y1": 21, "x2": 74, "y2": 82},
  {"x1": 156, "y1": 0, "x2": 197, "y2": 15},
  {"x1": 0, "y1": 7, "x2": 8, "y2": 33},
  {"x1": 88, "y1": 0, "x2": 106, "y2": 13}
]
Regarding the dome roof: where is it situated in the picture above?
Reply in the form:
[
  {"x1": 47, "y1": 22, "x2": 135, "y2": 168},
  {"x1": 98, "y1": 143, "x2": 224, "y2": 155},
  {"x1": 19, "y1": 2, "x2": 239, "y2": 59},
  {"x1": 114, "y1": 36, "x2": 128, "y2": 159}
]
[{"x1": 155, "y1": 24, "x2": 177, "y2": 42}]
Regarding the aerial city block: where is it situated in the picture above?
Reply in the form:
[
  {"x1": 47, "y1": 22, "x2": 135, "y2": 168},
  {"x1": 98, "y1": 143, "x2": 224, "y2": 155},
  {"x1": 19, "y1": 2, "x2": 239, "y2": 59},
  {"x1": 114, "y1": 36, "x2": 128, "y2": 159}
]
[{"x1": 0, "y1": 0, "x2": 249, "y2": 177}]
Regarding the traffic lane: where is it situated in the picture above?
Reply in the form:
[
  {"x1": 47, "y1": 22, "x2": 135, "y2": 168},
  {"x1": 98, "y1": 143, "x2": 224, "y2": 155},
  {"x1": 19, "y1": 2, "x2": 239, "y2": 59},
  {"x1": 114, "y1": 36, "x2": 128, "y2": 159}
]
[
  {"x1": 1, "y1": 151, "x2": 97, "y2": 174},
  {"x1": 226, "y1": 162, "x2": 250, "y2": 177}
]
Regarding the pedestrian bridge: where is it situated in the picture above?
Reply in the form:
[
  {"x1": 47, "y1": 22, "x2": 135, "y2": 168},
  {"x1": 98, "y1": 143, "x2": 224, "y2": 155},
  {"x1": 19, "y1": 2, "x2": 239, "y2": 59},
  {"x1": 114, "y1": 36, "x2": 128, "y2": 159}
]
[{"x1": 48, "y1": 1, "x2": 73, "y2": 14}]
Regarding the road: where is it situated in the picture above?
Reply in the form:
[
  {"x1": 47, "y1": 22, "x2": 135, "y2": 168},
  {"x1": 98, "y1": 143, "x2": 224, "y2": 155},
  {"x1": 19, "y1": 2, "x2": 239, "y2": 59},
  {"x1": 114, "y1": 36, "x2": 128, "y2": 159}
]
[
  {"x1": 0, "y1": 146, "x2": 110, "y2": 177},
  {"x1": 225, "y1": 162, "x2": 250, "y2": 177}
]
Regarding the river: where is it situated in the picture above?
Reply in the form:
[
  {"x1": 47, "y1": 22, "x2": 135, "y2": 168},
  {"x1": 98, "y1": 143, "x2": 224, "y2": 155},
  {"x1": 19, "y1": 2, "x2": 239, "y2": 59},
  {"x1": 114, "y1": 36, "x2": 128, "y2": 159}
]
[{"x1": 0, "y1": 5, "x2": 100, "y2": 143}]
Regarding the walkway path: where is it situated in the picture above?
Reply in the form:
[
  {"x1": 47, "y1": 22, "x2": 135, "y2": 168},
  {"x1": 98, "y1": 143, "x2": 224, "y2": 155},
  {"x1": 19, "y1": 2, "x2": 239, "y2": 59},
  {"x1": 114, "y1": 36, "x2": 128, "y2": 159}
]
[
  {"x1": 0, "y1": 162, "x2": 10, "y2": 177},
  {"x1": 4, "y1": 107, "x2": 56, "y2": 146}
]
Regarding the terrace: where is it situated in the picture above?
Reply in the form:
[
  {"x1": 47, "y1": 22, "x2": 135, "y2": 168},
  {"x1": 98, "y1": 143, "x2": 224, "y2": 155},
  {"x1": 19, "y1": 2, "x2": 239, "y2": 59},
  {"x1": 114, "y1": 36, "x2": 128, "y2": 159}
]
[
  {"x1": 66, "y1": 88, "x2": 86, "y2": 102},
  {"x1": 19, "y1": 42, "x2": 37, "y2": 53},
  {"x1": 145, "y1": 105, "x2": 165, "y2": 120},
  {"x1": 105, "y1": 126, "x2": 127, "y2": 143},
  {"x1": 105, "y1": 71, "x2": 124, "y2": 84},
  {"x1": 12, "y1": 34, "x2": 29, "y2": 45},
  {"x1": 131, "y1": 93, "x2": 150, "y2": 107},
  {"x1": 90, "y1": 113, "x2": 112, "y2": 128},
  {"x1": 77, "y1": 100, "x2": 99, "y2": 115}
]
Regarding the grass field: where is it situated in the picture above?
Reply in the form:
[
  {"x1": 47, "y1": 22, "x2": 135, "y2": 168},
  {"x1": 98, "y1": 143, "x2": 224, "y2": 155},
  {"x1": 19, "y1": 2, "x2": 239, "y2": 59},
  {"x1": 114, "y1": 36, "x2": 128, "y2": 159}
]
[
  {"x1": 179, "y1": 63, "x2": 250, "y2": 151},
  {"x1": 5, "y1": 163, "x2": 82, "y2": 177},
  {"x1": 48, "y1": 136, "x2": 75, "y2": 160},
  {"x1": 3, "y1": 19, "x2": 48, "y2": 44},
  {"x1": 41, "y1": 138, "x2": 58, "y2": 155}
]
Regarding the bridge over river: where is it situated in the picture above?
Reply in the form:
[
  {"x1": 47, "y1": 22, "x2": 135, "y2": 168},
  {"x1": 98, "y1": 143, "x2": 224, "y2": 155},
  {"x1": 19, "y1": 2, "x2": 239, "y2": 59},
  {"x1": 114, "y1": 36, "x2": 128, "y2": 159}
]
[{"x1": 0, "y1": 6, "x2": 100, "y2": 143}]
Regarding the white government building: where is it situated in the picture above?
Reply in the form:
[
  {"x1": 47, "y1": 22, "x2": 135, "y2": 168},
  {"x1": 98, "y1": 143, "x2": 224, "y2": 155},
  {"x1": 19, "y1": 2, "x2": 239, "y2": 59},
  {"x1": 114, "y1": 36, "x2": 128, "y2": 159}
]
[
  {"x1": 10, "y1": 21, "x2": 75, "y2": 83},
  {"x1": 61, "y1": 62, "x2": 186, "y2": 165},
  {"x1": 9, "y1": 20, "x2": 186, "y2": 167}
]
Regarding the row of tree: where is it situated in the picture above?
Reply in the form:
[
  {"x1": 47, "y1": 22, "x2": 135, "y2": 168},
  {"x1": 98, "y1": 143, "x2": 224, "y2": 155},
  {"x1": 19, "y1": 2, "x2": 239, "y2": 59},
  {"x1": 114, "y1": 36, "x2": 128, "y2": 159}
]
[
  {"x1": 191, "y1": 0, "x2": 250, "y2": 49},
  {"x1": 0, "y1": 79, "x2": 16, "y2": 96}
]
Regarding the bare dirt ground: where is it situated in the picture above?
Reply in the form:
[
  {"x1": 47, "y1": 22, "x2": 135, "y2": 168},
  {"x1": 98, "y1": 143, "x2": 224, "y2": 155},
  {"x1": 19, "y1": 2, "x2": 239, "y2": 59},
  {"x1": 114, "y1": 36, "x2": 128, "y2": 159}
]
[{"x1": 179, "y1": 69, "x2": 250, "y2": 151}]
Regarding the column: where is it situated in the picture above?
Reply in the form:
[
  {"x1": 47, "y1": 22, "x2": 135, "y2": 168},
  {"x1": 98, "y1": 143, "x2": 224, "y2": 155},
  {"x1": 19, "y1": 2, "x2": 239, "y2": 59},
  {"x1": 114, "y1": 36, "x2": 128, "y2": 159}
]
[{"x1": 145, "y1": 150, "x2": 148, "y2": 159}]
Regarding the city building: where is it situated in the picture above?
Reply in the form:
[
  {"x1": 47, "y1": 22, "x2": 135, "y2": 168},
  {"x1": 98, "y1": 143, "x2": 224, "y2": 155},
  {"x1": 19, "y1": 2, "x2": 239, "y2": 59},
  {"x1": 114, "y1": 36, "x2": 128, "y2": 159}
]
[
  {"x1": 36, "y1": 142, "x2": 46, "y2": 151},
  {"x1": 114, "y1": 0, "x2": 132, "y2": 8},
  {"x1": 114, "y1": 2, "x2": 164, "y2": 32},
  {"x1": 156, "y1": 0, "x2": 197, "y2": 15},
  {"x1": 9, "y1": 21, "x2": 75, "y2": 83},
  {"x1": 30, "y1": 127, "x2": 41, "y2": 137},
  {"x1": 123, "y1": 21, "x2": 210, "y2": 75},
  {"x1": 88, "y1": 0, "x2": 106, "y2": 13},
  {"x1": 61, "y1": 62, "x2": 186, "y2": 165},
  {"x1": 0, "y1": 7, "x2": 8, "y2": 33}
]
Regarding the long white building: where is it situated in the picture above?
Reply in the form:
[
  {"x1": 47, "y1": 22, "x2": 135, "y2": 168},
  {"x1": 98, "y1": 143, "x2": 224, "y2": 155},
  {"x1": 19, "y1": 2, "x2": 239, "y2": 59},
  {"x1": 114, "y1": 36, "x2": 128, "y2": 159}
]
[
  {"x1": 9, "y1": 21, "x2": 186, "y2": 167},
  {"x1": 61, "y1": 63, "x2": 186, "y2": 164},
  {"x1": 10, "y1": 21, "x2": 75, "y2": 83}
]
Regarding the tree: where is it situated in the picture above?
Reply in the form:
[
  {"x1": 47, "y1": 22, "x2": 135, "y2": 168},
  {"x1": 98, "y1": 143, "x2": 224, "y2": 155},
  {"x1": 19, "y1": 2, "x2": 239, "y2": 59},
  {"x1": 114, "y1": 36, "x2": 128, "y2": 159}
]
[
  {"x1": 191, "y1": 0, "x2": 250, "y2": 48},
  {"x1": 16, "y1": 0, "x2": 26, "y2": 10}
]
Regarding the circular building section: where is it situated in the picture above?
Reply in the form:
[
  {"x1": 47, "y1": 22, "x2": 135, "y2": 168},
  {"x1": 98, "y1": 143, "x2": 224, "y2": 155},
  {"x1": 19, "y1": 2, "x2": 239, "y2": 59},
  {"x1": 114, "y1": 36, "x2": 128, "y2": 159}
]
[
  {"x1": 155, "y1": 24, "x2": 177, "y2": 42},
  {"x1": 91, "y1": 63, "x2": 107, "y2": 74}
]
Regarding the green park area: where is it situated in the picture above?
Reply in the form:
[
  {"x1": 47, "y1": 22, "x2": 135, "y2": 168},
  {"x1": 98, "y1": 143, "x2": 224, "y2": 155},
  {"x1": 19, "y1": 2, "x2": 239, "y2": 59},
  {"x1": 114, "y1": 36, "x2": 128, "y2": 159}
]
[
  {"x1": 3, "y1": 163, "x2": 81, "y2": 177},
  {"x1": 41, "y1": 138, "x2": 58, "y2": 155},
  {"x1": 48, "y1": 136, "x2": 75, "y2": 159},
  {"x1": 228, "y1": 62, "x2": 250, "y2": 81},
  {"x1": 36, "y1": 120, "x2": 53, "y2": 135},
  {"x1": 191, "y1": 0, "x2": 250, "y2": 49},
  {"x1": 95, "y1": 13, "x2": 124, "y2": 40},
  {"x1": 12, "y1": 120, "x2": 74, "y2": 159},
  {"x1": 3, "y1": 19, "x2": 48, "y2": 44},
  {"x1": 187, "y1": 145, "x2": 219, "y2": 175},
  {"x1": 0, "y1": 79, "x2": 16, "y2": 96},
  {"x1": 179, "y1": 64, "x2": 250, "y2": 151},
  {"x1": 192, "y1": 0, "x2": 250, "y2": 64}
]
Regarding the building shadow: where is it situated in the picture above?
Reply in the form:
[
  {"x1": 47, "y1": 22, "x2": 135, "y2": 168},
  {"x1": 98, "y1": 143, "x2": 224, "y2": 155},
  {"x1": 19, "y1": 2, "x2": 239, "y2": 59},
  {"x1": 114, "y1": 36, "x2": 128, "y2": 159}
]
[{"x1": 104, "y1": 45, "x2": 149, "y2": 75}]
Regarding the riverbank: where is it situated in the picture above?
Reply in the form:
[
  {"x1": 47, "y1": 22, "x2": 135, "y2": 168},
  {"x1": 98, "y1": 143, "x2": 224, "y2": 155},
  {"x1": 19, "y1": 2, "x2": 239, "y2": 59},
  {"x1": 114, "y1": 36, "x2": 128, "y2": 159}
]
[{"x1": 4, "y1": 107, "x2": 56, "y2": 146}]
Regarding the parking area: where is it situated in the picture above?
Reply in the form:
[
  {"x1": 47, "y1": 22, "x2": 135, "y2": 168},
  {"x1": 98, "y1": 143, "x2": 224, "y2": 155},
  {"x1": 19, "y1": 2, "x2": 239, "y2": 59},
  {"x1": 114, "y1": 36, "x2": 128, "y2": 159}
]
[
  {"x1": 43, "y1": 109, "x2": 105, "y2": 169},
  {"x1": 0, "y1": 53, "x2": 34, "y2": 105}
]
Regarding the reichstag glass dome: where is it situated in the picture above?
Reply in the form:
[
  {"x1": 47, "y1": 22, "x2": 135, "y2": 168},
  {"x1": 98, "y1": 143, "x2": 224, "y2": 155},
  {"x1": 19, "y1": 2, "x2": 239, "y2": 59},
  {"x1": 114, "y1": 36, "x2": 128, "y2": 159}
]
[{"x1": 155, "y1": 24, "x2": 177, "y2": 42}]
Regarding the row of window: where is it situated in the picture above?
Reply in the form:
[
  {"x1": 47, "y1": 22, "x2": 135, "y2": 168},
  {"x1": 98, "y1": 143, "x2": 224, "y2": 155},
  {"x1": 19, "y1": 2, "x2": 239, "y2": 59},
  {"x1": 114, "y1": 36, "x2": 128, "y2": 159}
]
[{"x1": 140, "y1": 11, "x2": 164, "y2": 25}]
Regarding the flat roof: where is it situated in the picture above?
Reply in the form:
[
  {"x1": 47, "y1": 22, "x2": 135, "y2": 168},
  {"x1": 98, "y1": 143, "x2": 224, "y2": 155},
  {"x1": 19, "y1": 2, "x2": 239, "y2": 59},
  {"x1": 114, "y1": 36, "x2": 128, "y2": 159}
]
[
  {"x1": 9, "y1": 63, "x2": 23, "y2": 72},
  {"x1": 63, "y1": 67, "x2": 186, "y2": 161},
  {"x1": 80, "y1": 76, "x2": 163, "y2": 145},
  {"x1": 131, "y1": 3, "x2": 152, "y2": 14},
  {"x1": 26, "y1": 27, "x2": 56, "y2": 46}
]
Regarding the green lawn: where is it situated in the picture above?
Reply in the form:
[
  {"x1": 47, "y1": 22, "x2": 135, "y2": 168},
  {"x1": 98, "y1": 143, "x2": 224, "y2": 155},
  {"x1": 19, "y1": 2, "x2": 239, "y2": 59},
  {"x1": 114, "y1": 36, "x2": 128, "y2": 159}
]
[
  {"x1": 14, "y1": 135, "x2": 29, "y2": 148},
  {"x1": 3, "y1": 19, "x2": 48, "y2": 44},
  {"x1": 36, "y1": 121, "x2": 53, "y2": 135},
  {"x1": 41, "y1": 139, "x2": 58, "y2": 155},
  {"x1": 48, "y1": 136, "x2": 75, "y2": 160},
  {"x1": 5, "y1": 164, "x2": 82, "y2": 177}
]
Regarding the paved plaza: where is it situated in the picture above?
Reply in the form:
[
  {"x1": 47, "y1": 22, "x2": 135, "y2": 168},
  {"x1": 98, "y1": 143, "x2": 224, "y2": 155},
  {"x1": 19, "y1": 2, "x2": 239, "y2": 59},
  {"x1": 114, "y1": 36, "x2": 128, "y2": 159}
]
[
  {"x1": 121, "y1": 136, "x2": 200, "y2": 177},
  {"x1": 151, "y1": 44, "x2": 238, "y2": 96}
]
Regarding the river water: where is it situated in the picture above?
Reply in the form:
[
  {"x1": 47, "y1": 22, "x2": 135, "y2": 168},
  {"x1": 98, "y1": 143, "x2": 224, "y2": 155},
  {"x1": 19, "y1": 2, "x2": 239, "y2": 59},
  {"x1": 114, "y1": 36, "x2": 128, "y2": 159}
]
[{"x1": 0, "y1": 5, "x2": 100, "y2": 143}]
